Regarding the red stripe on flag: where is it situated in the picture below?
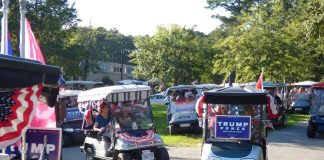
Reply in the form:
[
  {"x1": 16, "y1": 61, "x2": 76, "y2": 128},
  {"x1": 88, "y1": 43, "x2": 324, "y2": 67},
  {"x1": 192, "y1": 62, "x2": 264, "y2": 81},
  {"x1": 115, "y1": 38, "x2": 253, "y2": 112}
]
[{"x1": 0, "y1": 85, "x2": 42, "y2": 142}]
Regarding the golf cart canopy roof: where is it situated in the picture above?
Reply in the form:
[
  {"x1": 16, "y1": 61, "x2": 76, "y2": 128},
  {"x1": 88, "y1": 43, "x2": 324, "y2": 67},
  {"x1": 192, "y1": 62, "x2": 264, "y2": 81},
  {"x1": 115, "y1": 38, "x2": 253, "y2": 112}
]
[
  {"x1": 58, "y1": 90, "x2": 81, "y2": 98},
  {"x1": 291, "y1": 81, "x2": 318, "y2": 87},
  {"x1": 168, "y1": 85, "x2": 196, "y2": 90},
  {"x1": 0, "y1": 54, "x2": 61, "y2": 88},
  {"x1": 203, "y1": 86, "x2": 268, "y2": 104},
  {"x1": 194, "y1": 84, "x2": 223, "y2": 90},
  {"x1": 77, "y1": 85, "x2": 151, "y2": 102},
  {"x1": 65, "y1": 81, "x2": 103, "y2": 85},
  {"x1": 312, "y1": 82, "x2": 324, "y2": 89},
  {"x1": 263, "y1": 82, "x2": 286, "y2": 89}
]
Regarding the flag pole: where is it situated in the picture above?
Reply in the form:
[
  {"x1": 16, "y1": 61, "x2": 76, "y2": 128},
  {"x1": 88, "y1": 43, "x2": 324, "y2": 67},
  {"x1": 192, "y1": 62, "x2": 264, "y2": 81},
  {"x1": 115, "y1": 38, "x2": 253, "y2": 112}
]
[
  {"x1": 1, "y1": 0, "x2": 9, "y2": 55},
  {"x1": 19, "y1": 1, "x2": 27, "y2": 159},
  {"x1": 261, "y1": 67, "x2": 264, "y2": 91},
  {"x1": 19, "y1": 0, "x2": 26, "y2": 58}
]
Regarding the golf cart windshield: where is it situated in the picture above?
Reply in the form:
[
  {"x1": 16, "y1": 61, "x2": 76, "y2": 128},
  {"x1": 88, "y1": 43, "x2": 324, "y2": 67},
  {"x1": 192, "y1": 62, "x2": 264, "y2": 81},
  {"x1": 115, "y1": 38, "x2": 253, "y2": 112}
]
[
  {"x1": 310, "y1": 89, "x2": 324, "y2": 115},
  {"x1": 206, "y1": 104, "x2": 263, "y2": 144},
  {"x1": 112, "y1": 100, "x2": 154, "y2": 132},
  {"x1": 165, "y1": 86, "x2": 198, "y2": 113}
]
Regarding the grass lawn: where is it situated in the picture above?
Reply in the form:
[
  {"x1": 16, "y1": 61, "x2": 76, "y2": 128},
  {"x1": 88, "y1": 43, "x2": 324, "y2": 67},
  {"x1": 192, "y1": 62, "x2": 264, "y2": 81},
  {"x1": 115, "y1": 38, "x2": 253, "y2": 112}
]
[
  {"x1": 151, "y1": 104, "x2": 202, "y2": 147},
  {"x1": 287, "y1": 113, "x2": 310, "y2": 126}
]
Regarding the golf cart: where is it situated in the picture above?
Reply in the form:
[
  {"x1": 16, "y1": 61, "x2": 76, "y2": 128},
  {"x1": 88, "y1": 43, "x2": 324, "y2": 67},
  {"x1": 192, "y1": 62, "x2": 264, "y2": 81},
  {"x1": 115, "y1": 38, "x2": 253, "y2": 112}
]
[
  {"x1": 78, "y1": 85, "x2": 169, "y2": 160},
  {"x1": 307, "y1": 82, "x2": 324, "y2": 138},
  {"x1": 263, "y1": 82, "x2": 288, "y2": 127},
  {"x1": 56, "y1": 89, "x2": 85, "y2": 147},
  {"x1": 290, "y1": 81, "x2": 317, "y2": 113},
  {"x1": 197, "y1": 86, "x2": 268, "y2": 160},
  {"x1": 164, "y1": 85, "x2": 200, "y2": 135}
]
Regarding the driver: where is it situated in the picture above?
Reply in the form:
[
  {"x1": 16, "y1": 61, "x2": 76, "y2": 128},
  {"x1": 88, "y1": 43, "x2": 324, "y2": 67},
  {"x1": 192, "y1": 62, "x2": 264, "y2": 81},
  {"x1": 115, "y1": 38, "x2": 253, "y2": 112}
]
[{"x1": 93, "y1": 102, "x2": 114, "y2": 153}]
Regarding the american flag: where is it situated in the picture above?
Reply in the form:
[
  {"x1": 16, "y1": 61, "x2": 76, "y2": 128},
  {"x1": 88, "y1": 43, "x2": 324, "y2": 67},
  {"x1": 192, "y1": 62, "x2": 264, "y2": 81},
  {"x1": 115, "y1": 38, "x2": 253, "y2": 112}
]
[
  {"x1": 83, "y1": 106, "x2": 93, "y2": 128},
  {"x1": 0, "y1": 84, "x2": 43, "y2": 148}
]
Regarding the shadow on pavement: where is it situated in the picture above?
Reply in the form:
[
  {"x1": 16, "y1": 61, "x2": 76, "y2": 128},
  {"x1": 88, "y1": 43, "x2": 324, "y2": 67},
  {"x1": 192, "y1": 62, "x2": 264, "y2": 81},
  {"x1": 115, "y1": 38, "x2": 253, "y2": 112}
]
[{"x1": 269, "y1": 122, "x2": 324, "y2": 149}]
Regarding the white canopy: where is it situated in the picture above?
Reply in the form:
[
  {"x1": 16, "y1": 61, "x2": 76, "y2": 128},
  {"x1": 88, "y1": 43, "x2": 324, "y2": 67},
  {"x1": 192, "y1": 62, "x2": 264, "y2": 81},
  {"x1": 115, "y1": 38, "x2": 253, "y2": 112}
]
[
  {"x1": 291, "y1": 81, "x2": 318, "y2": 87},
  {"x1": 58, "y1": 89, "x2": 81, "y2": 98},
  {"x1": 77, "y1": 85, "x2": 151, "y2": 102}
]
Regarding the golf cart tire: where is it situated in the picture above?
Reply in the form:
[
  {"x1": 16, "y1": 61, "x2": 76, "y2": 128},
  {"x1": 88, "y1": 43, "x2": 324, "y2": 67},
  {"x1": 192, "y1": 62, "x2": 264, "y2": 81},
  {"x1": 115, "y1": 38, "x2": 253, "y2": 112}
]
[
  {"x1": 117, "y1": 153, "x2": 132, "y2": 160},
  {"x1": 62, "y1": 134, "x2": 71, "y2": 147},
  {"x1": 169, "y1": 125, "x2": 177, "y2": 135},
  {"x1": 307, "y1": 125, "x2": 316, "y2": 138},
  {"x1": 85, "y1": 147, "x2": 98, "y2": 160},
  {"x1": 155, "y1": 147, "x2": 170, "y2": 160}
]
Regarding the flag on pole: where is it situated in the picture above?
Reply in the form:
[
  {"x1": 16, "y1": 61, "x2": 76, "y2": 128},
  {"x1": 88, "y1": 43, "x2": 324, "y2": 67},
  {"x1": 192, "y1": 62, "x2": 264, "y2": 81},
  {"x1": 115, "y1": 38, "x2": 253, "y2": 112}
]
[
  {"x1": 23, "y1": 18, "x2": 45, "y2": 64},
  {"x1": 256, "y1": 71, "x2": 263, "y2": 90}
]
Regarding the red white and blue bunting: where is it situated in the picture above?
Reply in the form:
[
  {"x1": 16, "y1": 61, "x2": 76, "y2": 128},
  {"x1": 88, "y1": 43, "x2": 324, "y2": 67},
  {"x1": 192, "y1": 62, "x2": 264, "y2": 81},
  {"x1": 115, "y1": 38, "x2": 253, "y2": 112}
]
[
  {"x1": 118, "y1": 130, "x2": 155, "y2": 143},
  {"x1": 0, "y1": 84, "x2": 43, "y2": 148}
]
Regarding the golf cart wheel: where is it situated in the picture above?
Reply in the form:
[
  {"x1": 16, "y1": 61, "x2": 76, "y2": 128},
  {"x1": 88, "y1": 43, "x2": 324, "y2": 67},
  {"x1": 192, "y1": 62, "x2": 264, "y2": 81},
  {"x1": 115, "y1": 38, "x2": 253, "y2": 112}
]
[
  {"x1": 85, "y1": 147, "x2": 98, "y2": 160},
  {"x1": 62, "y1": 134, "x2": 71, "y2": 147},
  {"x1": 169, "y1": 125, "x2": 177, "y2": 135},
  {"x1": 307, "y1": 125, "x2": 316, "y2": 138},
  {"x1": 117, "y1": 153, "x2": 132, "y2": 160},
  {"x1": 155, "y1": 147, "x2": 170, "y2": 160}
]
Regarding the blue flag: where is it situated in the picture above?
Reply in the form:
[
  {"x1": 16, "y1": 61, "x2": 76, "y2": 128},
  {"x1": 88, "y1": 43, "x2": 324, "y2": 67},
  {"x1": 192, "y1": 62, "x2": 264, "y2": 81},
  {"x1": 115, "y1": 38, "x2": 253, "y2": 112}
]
[{"x1": 8, "y1": 33, "x2": 14, "y2": 56}]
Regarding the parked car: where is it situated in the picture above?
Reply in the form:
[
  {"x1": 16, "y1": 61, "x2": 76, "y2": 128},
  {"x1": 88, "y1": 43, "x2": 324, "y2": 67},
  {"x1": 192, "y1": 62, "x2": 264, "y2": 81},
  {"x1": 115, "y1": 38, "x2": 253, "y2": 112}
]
[{"x1": 149, "y1": 93, "x2": 166, "y2": 106}]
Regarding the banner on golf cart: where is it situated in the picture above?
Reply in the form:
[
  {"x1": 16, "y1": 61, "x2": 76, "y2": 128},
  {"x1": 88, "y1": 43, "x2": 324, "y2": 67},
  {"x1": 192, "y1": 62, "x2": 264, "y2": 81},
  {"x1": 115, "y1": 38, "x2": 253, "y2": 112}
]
[
  {"x1": 66, "y1": 108, "x2": 83, "y2": 121},
  {"x1": 25, "y1": 127, "x2": 62, "y2": 160},
  {"x1": 170, "y1": 100, "x2": 195, "y2": 112},
  {"x1": 215, "y1": 115, "x2": 251, "y2": 140}
]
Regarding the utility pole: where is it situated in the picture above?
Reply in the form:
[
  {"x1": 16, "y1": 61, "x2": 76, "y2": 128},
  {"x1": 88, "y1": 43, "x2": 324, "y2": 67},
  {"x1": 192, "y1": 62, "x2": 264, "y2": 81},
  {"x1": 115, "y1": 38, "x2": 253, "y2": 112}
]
[{"x1": 120, "y1": 41, "x2": 125, "y2": 80}]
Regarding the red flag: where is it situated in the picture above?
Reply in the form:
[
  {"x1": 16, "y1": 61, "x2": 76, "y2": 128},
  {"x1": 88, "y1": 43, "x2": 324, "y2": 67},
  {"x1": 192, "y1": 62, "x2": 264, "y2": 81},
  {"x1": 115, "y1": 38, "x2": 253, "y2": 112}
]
[
  {"x1": 0, "y1": 84, "x2": 43, "y2": 148},
  {"x1": 256, "y1": 71, "x2": 263, "y2": 90},
  {"x1": 24, "y1": 18, "x2": 45, "y2": 64},
  {"x1": 84, "y1": 106, "x2": 93, "y2": 128}
]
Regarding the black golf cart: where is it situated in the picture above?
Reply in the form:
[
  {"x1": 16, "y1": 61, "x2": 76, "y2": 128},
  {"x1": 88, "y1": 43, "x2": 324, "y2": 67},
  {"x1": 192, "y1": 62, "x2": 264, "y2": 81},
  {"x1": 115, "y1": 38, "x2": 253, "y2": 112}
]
[{"x1": 197, "y1": 86, "x2": 269, "y2": 160}]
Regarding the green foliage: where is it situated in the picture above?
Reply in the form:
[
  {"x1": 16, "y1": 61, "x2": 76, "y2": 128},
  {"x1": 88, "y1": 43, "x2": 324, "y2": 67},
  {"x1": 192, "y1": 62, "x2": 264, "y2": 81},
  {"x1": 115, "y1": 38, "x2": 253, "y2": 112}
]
[
  {"x1": 130, "y1": 25, "x2": 218, "y2": 86},
  {"x1": 211, "y1": 0, "x2": 324, "y2": 83}
]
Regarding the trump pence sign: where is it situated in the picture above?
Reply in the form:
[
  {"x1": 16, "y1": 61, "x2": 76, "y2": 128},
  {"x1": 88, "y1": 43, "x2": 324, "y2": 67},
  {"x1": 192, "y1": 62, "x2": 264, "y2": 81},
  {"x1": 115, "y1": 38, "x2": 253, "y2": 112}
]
[{"x1": 215, "y1": 115, "x2": 251, "y2": 140}]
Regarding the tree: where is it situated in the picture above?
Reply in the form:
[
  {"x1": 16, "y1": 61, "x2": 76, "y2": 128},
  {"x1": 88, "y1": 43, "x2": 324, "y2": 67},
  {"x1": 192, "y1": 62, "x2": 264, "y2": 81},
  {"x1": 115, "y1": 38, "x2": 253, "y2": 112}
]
[
  {"x1": 130, "y1": 25, "x2": 217, "y2": 86},
  {"x1": 6, "y1": 0, "x2": 79, "y2": 62}
]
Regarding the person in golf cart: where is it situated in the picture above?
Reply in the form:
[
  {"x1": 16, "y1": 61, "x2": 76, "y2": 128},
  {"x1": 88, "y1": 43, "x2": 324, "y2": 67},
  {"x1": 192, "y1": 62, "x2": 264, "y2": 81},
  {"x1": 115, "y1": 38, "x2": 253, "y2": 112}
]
[
  {"x1": 93, "y1": 101, "x2": 114, "y2": 152},
  {"x1": 196, "y1": 86, "x2": 268, "y2": 160},
  {"x1": 79, "y1": 85, "x2": 169, "y2": 160}
]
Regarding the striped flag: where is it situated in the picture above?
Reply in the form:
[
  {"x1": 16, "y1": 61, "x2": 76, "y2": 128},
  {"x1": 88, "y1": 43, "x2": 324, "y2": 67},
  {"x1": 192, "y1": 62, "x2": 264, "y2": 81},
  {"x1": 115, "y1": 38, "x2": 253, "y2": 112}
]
[
  {"x1": 23, "y1": 18, "x2": 45, "y2": 64},
  {"x1": 0, "y1": 84, "x2": 43, "y2": 148}
]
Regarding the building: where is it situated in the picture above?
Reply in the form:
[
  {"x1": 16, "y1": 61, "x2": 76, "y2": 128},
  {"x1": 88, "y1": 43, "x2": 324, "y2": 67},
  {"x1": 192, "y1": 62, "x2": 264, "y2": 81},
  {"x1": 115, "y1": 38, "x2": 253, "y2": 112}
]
[{"x1": 86, "y1": 61, "x2": 135, "y2": 84}]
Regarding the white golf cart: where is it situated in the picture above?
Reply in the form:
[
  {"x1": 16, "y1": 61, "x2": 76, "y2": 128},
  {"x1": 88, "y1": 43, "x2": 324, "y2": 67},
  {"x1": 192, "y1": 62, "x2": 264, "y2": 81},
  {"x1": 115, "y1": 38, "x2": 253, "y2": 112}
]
[
  {"x1": 164, "y1": 85, "x2": 200, "y2": 135},
  {"x1": 197, "y1": 86, "x2": 268, "y2": 160},
  {"x1": 78, "y1": 85, "x2": 169, "y2": 160}
]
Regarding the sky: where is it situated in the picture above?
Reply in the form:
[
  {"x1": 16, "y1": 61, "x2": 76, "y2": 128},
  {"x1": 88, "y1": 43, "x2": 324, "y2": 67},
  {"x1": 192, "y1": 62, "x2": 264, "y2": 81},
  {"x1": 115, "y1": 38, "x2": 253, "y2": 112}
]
[{"x1": 68, "y1": 0, "x2": 224, "y2": 36}]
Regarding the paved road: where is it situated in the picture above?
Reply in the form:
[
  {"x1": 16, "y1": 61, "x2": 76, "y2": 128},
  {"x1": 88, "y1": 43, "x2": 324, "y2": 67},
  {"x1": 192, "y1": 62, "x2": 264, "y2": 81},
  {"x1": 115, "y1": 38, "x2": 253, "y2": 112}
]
[{"x1": 63, "y1": 122, "x2": 324, "y2": 160}]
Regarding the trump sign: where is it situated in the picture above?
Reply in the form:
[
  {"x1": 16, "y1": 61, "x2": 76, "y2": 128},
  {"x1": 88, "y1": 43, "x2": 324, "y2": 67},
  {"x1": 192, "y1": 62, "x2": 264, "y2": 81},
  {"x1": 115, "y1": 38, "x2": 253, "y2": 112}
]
[{"x1": 215, "y1": 115, "x2": 251, "y2": 140}]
